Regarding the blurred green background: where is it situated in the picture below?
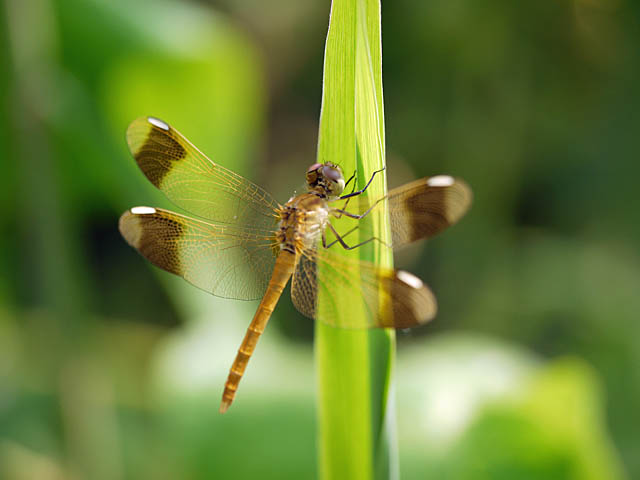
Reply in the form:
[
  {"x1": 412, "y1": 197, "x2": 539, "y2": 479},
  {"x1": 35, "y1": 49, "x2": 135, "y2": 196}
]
[{"x1": 1, "y1": 0, "x2": 638, "y2": 478}]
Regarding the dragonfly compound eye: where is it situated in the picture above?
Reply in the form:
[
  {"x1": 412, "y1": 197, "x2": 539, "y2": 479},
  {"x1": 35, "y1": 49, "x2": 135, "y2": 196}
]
[
  {"x1": 323, "y1": 166, "x2": 342, "y2": 182},
  {"x1": 321, "y1": 166, "x2": 345, "y2": 196}
]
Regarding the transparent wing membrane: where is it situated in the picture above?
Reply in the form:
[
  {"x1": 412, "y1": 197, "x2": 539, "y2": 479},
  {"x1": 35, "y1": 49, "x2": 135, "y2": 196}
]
[
  {"x1": 122, "y1": 117, "x2": 471, "y2": 329},
  {"x1": 291, "y1": 246, "x2": 437, "y2": 329},
  {"x1": 330, "y1": 175, "x2": 472, "y2": 249},
  {"x1": 119, "y1": 207, "x2": 276, "y2": 300},
  {"x1": 127, "y1": 117, "x2": 280, "y2": 227}
]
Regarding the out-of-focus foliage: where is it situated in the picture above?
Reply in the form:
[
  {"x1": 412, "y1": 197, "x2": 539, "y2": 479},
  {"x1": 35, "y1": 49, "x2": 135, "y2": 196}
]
[
  {"x1": 0, "y1": 0, "x2": 638, "y2": 478},
  {"x1": 400, "y1": 350, "x2": 624, "y2": 480}
]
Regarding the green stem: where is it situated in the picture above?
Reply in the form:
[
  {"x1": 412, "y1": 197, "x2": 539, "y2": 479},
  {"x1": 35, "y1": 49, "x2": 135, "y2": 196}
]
[{"x1": 315, "y1": 1, "x2": 397, "y2": 479}]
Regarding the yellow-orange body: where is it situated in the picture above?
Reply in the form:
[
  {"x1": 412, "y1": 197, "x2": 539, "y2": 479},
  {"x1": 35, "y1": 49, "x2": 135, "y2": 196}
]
[{"x1": 220, "y1": 193, "x2": 331, "y2": 412}]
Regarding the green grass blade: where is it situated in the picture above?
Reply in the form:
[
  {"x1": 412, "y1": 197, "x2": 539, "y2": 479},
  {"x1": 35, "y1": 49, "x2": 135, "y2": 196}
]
[{"x1": 315, "y1": 1, "x2": 397, "y2": 479}]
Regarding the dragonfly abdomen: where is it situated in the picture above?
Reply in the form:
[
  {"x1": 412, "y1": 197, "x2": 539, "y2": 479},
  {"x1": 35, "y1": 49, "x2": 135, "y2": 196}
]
[{"x1": 220, "y1": 250, "x2": 297, "y2": 413}]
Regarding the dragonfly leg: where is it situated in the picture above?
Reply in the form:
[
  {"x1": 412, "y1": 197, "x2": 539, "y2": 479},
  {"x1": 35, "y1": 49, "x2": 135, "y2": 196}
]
[
  {"x1": 330, "y1": 195, "x2": 386, "y2": 220},
  {"x1": 332, "y1": 166, "x2": 386, "y2": 219},
  {"x1": 343, "y1": 170, "x2": 357, "y2": 192},
  {"x1": 324, "y1": 225, "x2": 359, "y2": 249},
  {"x1": 338, "y1": 166, "x2": 385, "y2": 200},
  {"x1": 327, "y1": 223, "x2": 391, "y2": 250}
]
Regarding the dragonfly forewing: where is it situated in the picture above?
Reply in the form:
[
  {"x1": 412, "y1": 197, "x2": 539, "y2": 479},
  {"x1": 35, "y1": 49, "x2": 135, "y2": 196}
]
[
  {"x1": 388, "y1": 176, "x2": 471, "y2": 248},
  {"x1": 329, "y1": 175, "x2": 472, "y2": 250},
  {"x1": 127, "y1": 117, "x2": 280, "y2": 228}
]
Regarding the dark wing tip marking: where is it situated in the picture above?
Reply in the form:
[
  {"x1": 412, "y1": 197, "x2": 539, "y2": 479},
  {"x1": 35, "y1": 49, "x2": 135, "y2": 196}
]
[
  {"x1": 402, "y1": 176, "x2": 472, "y2": 243},
  {"x1": 126, "y1": 117, "x2": 187, "y2": 188},
  {"x1": 119, "y1": 208, "x2": 149, "y2": 249},
  {"x1": 425, "y1": 176, "x2": 473, "y2": 225},
  {"x1": 119, "y1": 207, "x2": 184, "y2": 277},
  {"x1": 386, "y1": 270, "x2": 437, "y2": 329},
  {"x1": 430, "y1": 176, "x2": 473, "y2": 224}
]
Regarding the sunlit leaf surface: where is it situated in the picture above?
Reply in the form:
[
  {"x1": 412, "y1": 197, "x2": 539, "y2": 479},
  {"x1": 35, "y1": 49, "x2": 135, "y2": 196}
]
[{"x1": 315, "y1": 1, "x2": 396, "y2": 479}]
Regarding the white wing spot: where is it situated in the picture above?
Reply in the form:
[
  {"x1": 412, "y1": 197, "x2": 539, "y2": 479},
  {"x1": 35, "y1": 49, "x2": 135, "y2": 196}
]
[
  {"x1": 427, "y1": 175, "x2": 454, "y2": 187},
  {"x1": 148, "y1": 117, "x2": 170, "y2": 131},
  {"x1": 131, "y1": 206, "x2": 157, "y2": 215},
  {"x1": 397, "y1": 270, "x2": 424, "y2": 289}
]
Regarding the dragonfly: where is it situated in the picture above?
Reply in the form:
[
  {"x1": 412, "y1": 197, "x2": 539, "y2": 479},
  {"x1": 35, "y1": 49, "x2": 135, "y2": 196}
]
[{"x1": 119, "y1": 116, "x2": 471, "y2": 413}]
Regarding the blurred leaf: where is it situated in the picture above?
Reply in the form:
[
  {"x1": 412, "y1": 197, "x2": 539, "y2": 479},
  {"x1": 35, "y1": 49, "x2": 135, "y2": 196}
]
[{"x1": 438, "y1": 358, "x2": 627, "y2": 480}]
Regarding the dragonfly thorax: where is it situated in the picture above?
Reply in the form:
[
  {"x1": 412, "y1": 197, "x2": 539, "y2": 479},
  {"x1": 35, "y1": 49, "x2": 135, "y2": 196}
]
[
  {"x1": 305, "y1": 162, "x2": 345, "y2": 199},
  {"x1": 276, "y1": 193, "x2": 330, "y2": 253}
]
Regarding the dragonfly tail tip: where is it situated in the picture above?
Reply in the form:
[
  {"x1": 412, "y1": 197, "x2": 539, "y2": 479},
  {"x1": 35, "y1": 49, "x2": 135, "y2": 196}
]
[{"x1": 219, "y1": 399, "x2": 231, "y2": 414}]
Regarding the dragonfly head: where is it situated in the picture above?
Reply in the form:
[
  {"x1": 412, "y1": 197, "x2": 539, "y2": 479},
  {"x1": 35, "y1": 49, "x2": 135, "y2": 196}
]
[{"x1": 306, "y1": 162, "x2": 345, "y2": 198}]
